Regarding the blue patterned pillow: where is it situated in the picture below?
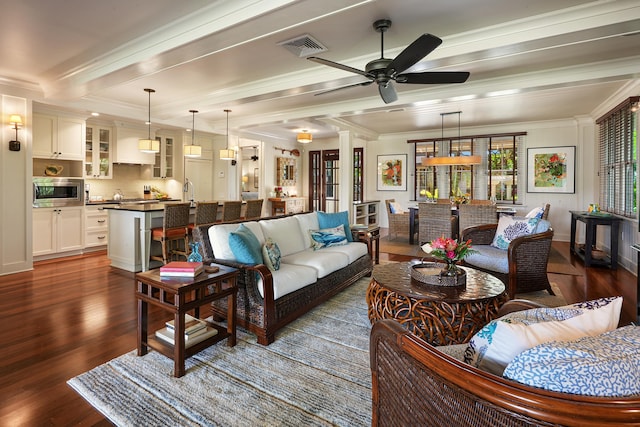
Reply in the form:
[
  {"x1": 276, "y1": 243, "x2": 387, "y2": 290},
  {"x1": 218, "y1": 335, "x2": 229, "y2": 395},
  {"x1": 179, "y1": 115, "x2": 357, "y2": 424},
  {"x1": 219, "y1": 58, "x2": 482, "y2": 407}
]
[
  {"x1": 463, "y1": 297, "x2": 622, "y2": 375},
  {"x1": 262, "y1": 237, "x2": 281, "y2": 271},
  {"x1": 504, "y1": 325, "x2": 640, "y2": 397},
  {"x1": 309, "y1": 224, "x2": 348, "y2": 250},
  {"x1": 317, "y1": 211, "x2": 353, "y2": 242},
  {"x1": 228, "y1": 223, "x2": 263, "y2": 264},
  {"x1": 491, "y1": 215, "x2": 540, "y2": 250}
]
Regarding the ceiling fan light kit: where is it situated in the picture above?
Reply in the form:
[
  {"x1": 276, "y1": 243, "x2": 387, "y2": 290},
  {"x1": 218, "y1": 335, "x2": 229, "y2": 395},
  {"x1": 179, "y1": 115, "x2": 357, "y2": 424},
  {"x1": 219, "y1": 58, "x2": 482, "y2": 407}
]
[{"x1": 308, "y1": 19, "x2": 469, "y2": 104}]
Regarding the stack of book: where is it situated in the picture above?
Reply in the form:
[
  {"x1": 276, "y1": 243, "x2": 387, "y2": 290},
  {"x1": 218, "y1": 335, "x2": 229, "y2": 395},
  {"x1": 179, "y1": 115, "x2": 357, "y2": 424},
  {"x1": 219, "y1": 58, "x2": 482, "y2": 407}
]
[
  {"x1": 159, "y1": 261, "x2": 204, "y2": 277},
  {"x1": 155, "y1": 314, "x2": 218, "y2": 347}
]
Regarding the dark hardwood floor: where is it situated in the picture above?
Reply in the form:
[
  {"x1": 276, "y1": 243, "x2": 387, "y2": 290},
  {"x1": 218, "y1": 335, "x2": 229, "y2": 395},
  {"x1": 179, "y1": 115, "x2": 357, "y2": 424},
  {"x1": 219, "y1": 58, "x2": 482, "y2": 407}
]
[{"x1": 0, "y1": 240, "x2": 636, "y2": 426}]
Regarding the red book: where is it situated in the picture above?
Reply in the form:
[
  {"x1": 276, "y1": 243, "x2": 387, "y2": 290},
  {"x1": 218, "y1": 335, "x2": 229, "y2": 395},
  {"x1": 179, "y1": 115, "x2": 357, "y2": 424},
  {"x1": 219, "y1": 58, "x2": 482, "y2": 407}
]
[{"x1": 160, "y1": 261, "x2": 204, "y2": 276}]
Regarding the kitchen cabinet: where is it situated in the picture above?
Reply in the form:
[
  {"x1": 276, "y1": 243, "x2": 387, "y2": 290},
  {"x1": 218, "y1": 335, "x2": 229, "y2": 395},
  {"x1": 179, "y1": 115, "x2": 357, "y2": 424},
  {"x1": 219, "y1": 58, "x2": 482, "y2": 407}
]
[
  {"x1": 113, "y1": 125, "x2": 155, "y2": 164},
  {"x1": 152, "y1": 135, "x2": 174, "y2": 178},
  {"x1": 33, "y1": 207, "x2": 84, "y2": 257},
  {"x1": 33, "y1": 113, "x2": 85, "y2": 160},
  {"x1": 85, "y1": 124, "x2": 112, "y2": 178},
  {"x1": 84, "y1": 205, "x2": 109, "y2": 249},
  {"x1": 353, "y1": 200, "x2": 379, "y2": 226}
]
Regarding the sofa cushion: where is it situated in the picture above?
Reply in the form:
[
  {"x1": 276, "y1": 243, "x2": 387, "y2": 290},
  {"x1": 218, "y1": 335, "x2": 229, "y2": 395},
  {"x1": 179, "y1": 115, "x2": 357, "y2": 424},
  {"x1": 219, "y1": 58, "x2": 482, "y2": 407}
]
[
  {"x1": 208, "y1": 221, "x2": 265, "y2": 261},
  {"x1": 317, "y1": 211, "x2": 353, "y2": 242},
  {"x1": 463, "y1": 296, "x2": 622, "y2": 375},
  {"x1": 463, "y1": 245, "x2": 509, "y2": 274},
  {"x1": 259, "y1": 216, "x2": 306, "y2": 257},
  {"x1": 295, "y1": 212, "x2": 320, "y2": 248},
  {"x1": 504, "y1": 325, "x2": 640, "y2": 397},
  {"x1": 281, "y1": 248, "x2": 350, "y2": 278},
  {"x1": 262, "y1": 237, "x2": 281, "y2": 271},
  {"x1": 309, "y1": 224, "x2": 348, "y2": 250},
  {"x1": 491, "y1": 216, "x2": 540, "y2": 250},
  {"x1": 257, "y1": 262, "x2": 318, "y2": 299},
  {"x1": 321, "y1": 241, "x2": 369, "y2": 264},
  {"x1": 228, "y1": 223, "x2": 263, "y2": 265}
]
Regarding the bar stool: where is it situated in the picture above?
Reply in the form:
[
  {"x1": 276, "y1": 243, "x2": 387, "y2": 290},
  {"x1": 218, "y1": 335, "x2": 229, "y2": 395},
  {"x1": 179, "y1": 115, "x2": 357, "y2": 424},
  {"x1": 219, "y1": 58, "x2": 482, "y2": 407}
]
[
  {"x1": 150, "y1": 202, "x2": 191, "y2": 265},
  {"x1": 220, "y1": 201, "x2": 242, "y2": 222},
  {"x1": 188, "y1": 201, "x2": 219, "y2": 234},
  {"x1": 243, "y1": 199, "x2": 263, "y2": 220}
]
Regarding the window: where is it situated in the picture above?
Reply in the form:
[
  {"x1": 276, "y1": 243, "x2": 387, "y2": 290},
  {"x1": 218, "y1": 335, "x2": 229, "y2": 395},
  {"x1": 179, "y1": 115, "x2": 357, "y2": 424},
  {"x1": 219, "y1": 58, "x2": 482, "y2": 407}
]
[
  {"x1": 411, "y1": 132, "x2": 525, "y2": 203},
  {"x1": 596, "y1": 97, "x2": 638, "y2": 218}
]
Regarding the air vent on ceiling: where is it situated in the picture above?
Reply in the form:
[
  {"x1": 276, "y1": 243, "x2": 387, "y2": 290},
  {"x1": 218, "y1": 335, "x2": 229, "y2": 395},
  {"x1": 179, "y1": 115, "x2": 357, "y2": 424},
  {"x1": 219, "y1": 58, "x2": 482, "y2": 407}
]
[{"x1": 278, "y1": 34, "x2": 327, "y2": 57}]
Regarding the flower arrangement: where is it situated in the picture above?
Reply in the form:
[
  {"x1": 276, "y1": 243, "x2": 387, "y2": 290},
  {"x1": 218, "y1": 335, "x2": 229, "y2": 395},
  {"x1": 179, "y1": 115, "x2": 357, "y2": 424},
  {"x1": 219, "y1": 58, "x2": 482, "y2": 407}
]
[{"x1": 421, "y1": 237, "x2": 477, "y2": 276}]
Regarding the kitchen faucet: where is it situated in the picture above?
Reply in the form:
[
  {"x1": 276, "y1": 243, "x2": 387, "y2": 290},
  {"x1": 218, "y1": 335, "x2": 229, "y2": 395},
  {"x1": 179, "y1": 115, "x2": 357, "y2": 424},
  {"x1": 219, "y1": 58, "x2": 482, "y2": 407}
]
[{"x1": 183, "y1": 178, "x2": 195, "y2": 205}]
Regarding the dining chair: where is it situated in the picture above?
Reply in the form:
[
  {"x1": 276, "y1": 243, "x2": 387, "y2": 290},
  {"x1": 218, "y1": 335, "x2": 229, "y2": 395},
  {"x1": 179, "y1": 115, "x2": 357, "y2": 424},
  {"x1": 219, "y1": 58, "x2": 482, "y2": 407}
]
[
  {"x1": 418, "y1": 202, "x2": 458, "y2": 244},
  {"x1": 220, "y1": 200, "x2": 243, "y2": 222},
  {"x1": 469, "y1": 199, "x2": 492, "y2": 205},
  {"x1": 243, "y1": 199, "x2": 264, "y2": 220},
  {"x1": 385, "y1": 199, "x2": 417, "y2": 241},
  {"x1": 150, "y1": 202, "x2": 191, "y2": 265},
  {"x1": 457, "y1": 204, "x2": 497, "y2": 235}
]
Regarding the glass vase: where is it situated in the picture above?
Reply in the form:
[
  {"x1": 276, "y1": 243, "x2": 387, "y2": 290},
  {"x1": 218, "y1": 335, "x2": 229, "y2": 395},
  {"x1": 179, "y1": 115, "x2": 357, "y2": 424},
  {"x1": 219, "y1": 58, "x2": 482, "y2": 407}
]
[
  {"x1": 441, "y1": 260, "x2": 459, "y2": 277},
  {"x1": 187, "y1": 242, "x2": 203, "y2": 263}
]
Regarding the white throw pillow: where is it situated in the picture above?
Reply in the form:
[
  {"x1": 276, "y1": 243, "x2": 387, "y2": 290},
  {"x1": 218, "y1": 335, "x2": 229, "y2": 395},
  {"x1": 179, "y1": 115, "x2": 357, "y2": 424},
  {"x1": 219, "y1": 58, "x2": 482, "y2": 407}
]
[
  {"x1": 463, "y1": 296, "x2": 622, "y2": 376},
  {"x1": 491, "y1": 215, "x2": 540, "y2": 250},
  {"x1": 525, "y1": 206, "x2": 545, "y2": 219},
  {"x1": 389, "y1": 202, "x2": 405, "y2": 214}
]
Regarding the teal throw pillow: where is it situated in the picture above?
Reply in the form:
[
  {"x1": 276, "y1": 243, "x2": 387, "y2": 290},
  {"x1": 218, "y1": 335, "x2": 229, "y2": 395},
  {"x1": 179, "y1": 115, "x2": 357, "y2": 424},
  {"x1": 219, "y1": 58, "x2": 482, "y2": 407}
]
[
  {"x1": 490, "y1": 215, "x2": 540, "y2": 250},
  {"x1": 228, "y1": 223, "x2": 263, "y2": 264},
  {"x1": 309, "y1": 224, "x2": 348, "y2": 250},
  {"x1": 262, "y1": 237, "x2": 281, "y2": 271},
  {"x1": 317, "y1": 211, "x2": 353, "y2": 242}
]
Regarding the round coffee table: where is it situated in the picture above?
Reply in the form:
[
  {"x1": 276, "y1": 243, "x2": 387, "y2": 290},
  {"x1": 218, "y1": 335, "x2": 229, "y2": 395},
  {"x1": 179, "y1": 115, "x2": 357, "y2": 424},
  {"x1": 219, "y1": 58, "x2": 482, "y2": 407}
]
[{"x1": 366, "y1": 262, "x2": 507, "y2": 346}]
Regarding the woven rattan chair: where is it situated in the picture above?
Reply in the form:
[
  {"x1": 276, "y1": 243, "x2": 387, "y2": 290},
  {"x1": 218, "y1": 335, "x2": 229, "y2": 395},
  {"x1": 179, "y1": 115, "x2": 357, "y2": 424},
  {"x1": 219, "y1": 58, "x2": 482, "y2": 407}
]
[
  {"x1": 418, "y1": 202, "x2": 458, "y2": 244},
  {"x1": 220, "y1": 200, "x2": 242, "y2": 222},
  {"x1": 541, "y1": 203, "x2": 550, "y2": 220},
  {"x1": 457, "y1": 204, "x2": 497, "y2": 235},
  {"x1": 243, "y1": 199, "x2": 263, "y2": 220},
  {"x1": 385, "y1": 199, "x2": 417, "y2": 241},
  {"x1": 188, "y1": 201, "x2": 219, "y2": 234},
  {"x1": 150, "y1": 202, "x2": 190, "y2": 264}
]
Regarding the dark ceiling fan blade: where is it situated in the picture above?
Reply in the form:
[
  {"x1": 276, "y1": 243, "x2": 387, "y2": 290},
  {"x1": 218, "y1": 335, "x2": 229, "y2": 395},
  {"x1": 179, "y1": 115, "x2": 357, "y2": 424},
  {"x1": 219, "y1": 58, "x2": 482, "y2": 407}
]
[
  {"x1": 378, "y1": 81, "x2": 397, "y2": 104},
  {"x1": 386, "y1": 34, "x2": 442, "y2": 76},
  {"x1": 396, "y1": 71, "x2": 470, "y2": 84},
  {"x1": 314, "y1": 80, "x2": 373, "y2": 96},
  {"x1": 307, "y1": 57, "x2": 370, "y2": 77}
]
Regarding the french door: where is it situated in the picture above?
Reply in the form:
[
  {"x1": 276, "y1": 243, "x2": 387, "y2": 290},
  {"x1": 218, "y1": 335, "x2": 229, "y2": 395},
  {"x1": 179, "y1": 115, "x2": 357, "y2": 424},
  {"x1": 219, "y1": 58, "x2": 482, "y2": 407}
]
[{"x1": 308, "y1": 148, "x2": 364, "y2": 212}]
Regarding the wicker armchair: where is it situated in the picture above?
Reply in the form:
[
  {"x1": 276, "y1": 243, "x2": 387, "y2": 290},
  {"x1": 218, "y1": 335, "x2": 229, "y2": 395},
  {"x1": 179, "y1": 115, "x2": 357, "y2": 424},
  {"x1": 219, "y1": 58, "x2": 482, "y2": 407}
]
[
  {"x1": 461, "y1": 223, "x2": 554, "y2": 299},
  {"x1": 418, "y1": 202, "x2": 458, "y2": 244},
  {"x1": 384, "y1": 199, "x2": 417, "y2": 241},
  {"x1": 370, "y1": 318, "x2": 640, "y2": 427},
  {"x1": 457, "y1": 204, "x2": 497, "y2": 235}
]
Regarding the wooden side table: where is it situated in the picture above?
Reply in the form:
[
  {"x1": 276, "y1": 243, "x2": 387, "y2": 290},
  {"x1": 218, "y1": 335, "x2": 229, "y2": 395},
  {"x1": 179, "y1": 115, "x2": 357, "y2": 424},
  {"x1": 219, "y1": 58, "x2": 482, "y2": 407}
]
[
  {"x1": 352, "y1": 225, "x2": 380, "y2": 264},
  {"x1": 136, "y1": 264, "x2": 238, "y2": 377},
  {"x1": 367, "y1": 262, "x2": 506, "y2": 346}
]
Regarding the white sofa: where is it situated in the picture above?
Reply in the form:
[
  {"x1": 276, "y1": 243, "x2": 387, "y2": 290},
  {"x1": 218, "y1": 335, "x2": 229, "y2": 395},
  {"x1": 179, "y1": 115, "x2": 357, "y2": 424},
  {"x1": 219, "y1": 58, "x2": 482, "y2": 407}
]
[{"x1": 193, "y1": 212, "x2": 373, "y2": 344}]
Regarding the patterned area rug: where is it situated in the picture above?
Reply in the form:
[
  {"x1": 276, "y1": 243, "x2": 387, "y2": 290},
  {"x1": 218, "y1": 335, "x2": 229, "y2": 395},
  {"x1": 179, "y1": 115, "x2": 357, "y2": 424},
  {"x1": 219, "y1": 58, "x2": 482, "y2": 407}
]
[{"x1": 68, "y1": 279, "x2": 373, "y2": 427}]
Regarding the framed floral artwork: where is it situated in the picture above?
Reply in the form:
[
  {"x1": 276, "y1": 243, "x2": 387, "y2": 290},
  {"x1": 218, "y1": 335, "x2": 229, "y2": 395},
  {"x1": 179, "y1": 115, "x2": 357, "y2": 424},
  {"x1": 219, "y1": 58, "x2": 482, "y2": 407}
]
[
  {"x1": 527, "y1": 146, "x2": 575, "y2": 193},
  {"x1": 377, "y1": 154, "x2": 407, "y2": 191}
]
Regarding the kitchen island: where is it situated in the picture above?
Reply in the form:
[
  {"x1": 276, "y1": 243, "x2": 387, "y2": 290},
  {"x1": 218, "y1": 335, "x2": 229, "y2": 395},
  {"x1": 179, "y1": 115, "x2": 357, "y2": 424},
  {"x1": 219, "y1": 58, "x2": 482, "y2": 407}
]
[{"x1": 105, "y1": 202, "x2": 194, "y2": 272}]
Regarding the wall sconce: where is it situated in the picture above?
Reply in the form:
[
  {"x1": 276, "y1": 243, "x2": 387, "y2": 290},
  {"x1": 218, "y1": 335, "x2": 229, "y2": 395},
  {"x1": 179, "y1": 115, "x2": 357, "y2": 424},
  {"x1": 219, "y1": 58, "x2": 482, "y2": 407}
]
[
  {"x1": 9, "y1": 114, "x2": 22, "y2": 151},
  {"x1": 297, "y1": 130, "x2": 312, "y2": 144}
]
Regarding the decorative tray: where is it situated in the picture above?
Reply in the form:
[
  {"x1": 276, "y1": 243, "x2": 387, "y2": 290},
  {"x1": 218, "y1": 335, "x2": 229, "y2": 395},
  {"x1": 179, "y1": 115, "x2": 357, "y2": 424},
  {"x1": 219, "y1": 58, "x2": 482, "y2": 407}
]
[{"x1": 410, "y1": 262, "x2": 466, "y2": 287}]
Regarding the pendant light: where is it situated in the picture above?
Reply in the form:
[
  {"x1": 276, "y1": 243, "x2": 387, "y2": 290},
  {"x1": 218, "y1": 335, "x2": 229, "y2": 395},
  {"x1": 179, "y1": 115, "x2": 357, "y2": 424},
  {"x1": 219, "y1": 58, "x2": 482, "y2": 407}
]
[
  {"x1": 297, "y1": 130, "x2": 312, "y2": 144},
  {"x1": 422, "y1": 111, "x2": 480, "y2": 166},
  {"x1": 219, "y1": 109, "x2": 235, "y2": 160},
  {"x1": 138, "y1": 88, "x2": 160, "y2": 153},
  {"x1": 183, "y1": 109, "x2": 202, "y2": 158}
]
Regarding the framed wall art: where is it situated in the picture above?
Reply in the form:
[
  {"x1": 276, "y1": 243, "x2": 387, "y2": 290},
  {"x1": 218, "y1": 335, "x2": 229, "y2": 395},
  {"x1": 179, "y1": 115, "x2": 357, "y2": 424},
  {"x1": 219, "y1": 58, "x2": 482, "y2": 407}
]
[
  {"x1": 527, "y1": 146, "x2": 575, "y2": 193},
  {"x1": 377, "y1": 154, "x2": 407, "y2": 191}
]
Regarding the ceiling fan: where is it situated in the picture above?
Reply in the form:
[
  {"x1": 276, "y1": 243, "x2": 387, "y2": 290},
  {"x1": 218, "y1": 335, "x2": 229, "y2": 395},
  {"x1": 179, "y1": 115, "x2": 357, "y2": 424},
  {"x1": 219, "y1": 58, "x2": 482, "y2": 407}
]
[{"x1": 308, "y1": 19, "x2": 470, "y2": 104}]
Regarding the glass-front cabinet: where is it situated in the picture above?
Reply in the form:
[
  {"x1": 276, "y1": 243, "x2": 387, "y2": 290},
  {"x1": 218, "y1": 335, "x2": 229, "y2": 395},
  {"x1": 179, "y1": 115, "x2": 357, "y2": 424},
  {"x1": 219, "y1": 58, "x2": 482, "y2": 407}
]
[
  {"x1": 153, "y1": 135, "x2": 174, "y2": 179},
  {"x1": 85, "y1": 125, "x2": 112, "y2": 179}
]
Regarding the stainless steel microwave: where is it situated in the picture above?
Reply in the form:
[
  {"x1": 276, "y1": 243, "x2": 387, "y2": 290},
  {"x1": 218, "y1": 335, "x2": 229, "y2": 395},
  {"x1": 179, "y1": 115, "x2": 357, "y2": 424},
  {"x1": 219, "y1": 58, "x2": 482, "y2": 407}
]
[{"x1": 33, "y1": 177, "x2": 84, "y2": 207}]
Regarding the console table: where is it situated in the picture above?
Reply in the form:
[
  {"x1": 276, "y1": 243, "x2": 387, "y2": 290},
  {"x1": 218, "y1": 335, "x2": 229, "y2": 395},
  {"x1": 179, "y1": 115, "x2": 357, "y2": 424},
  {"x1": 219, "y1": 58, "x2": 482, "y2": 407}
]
[
  {"x1": 569, "y1": 210, "x2": 622, "y2": 269},
  {"x1": 268, "y1": 197, "x2": 305, "y2": 216}
]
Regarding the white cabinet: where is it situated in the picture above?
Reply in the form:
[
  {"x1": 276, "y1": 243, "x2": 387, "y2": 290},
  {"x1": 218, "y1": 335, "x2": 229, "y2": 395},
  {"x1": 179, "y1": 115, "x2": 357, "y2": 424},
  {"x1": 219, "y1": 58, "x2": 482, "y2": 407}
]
[
  {"x1": 84, "y1": 205, "x2": 109, "y2": 248},
  {"x1": 113, "y1": 125, "x2": 155, "y2": 164},
  {"x1": 33, "y1": 113, "x2": 84, "y2": 160},
  {"x1": 33, "y1": 207, "x2": 84, "y2": 256},
  {"x1": 353, "y1": 200, "x2": 379, "y2": 226},
  {"x1": 152, "y1": 135, "x2": 174, "y2": 178},
  {"x1": 85, "y1": 125, "x2": 112, "y2": 178}
]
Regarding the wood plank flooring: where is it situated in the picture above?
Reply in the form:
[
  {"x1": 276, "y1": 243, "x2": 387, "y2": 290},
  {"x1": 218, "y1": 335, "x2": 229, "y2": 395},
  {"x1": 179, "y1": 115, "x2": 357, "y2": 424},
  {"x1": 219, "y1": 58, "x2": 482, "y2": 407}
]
[{"x1": 0, "y1": 241, "x2": 636, "y2": 426}]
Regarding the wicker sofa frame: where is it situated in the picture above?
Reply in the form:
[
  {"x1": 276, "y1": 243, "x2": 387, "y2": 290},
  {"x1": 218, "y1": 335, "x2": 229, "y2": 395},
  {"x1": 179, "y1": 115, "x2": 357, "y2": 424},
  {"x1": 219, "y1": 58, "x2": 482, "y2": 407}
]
[
  {"x1": 461, "y1": 223, "x2": 554, "y2": 299},
  {"x1": 193, "y1": 213, "x2": 373, "y2": 345},
  {"x1": 370, "y1": 317, "x2": 640, "y2": 426}
]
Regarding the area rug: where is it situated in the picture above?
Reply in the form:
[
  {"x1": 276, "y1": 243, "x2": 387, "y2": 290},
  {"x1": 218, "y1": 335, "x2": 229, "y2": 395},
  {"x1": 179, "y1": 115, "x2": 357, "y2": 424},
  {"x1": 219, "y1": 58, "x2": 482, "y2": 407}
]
[{"x1": 68, "y1": 279, "x2": 373, "y2": 427}]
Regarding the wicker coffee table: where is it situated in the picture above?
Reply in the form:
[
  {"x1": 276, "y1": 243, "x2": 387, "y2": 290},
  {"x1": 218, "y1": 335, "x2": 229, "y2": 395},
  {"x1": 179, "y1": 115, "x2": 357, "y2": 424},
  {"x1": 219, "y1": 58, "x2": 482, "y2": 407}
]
[{"x1": 366, "y1": 262, "x2": 507, "y2": 346}]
